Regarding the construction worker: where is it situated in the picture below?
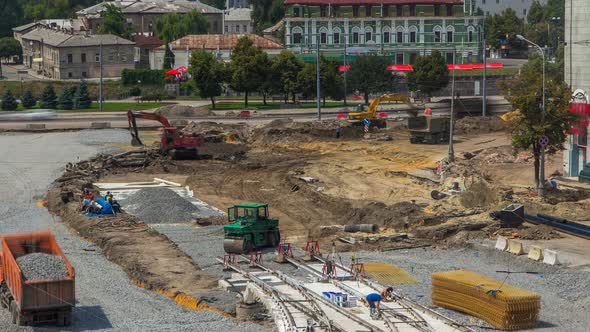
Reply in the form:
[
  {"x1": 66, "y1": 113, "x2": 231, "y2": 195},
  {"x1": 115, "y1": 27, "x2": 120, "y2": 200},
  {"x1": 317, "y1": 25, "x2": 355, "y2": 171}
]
[
  {"x1": 105, "y1": 192, "x2": 114, "y2": 204},
  {"x1": 381, "y1": 287, "x2": 394, "y2": 301},
  {"x1": 335, "y1": 125, "x2": 342, "y2": 139},
  {"x1": 366, "y1": 292, "x2": 382, "y2": 319}
]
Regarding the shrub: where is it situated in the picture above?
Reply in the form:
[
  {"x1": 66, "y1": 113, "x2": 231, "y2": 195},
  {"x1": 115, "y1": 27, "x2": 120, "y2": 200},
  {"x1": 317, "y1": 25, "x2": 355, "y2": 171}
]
[{"x1": 1, "y1": 90, "x2": 18, "y2": 110}]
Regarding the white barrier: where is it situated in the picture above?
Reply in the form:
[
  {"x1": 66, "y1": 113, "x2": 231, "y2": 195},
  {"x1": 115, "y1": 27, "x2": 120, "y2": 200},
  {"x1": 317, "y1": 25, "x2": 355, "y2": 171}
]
[
  {"x1": 543, "y1": 249, "x2": 559, "y2": 265},
  {"x1": 507, "y1": 239, "x2": 525, "y2": 255},
  {"x1": 495, "y1": 236, "x2": 508, "y2": 251},
  {"x1": 527, "y1": 245, "x2": 544, "y2": 261}
]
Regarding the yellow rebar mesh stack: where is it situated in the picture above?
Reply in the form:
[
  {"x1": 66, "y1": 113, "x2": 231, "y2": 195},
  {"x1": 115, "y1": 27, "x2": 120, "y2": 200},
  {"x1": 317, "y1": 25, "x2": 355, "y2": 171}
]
[
  {"x1": 431, "y1": 270, "x2": 540, "y2": 331},
  {"x1": 364, "y1": 262, "x2": 417, "y2": 285}
]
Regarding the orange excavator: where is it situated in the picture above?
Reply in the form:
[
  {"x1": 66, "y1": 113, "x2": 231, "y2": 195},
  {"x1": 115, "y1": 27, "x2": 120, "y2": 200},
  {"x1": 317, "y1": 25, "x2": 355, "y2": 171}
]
[{"x1": 127, "y1": 110, "x2": 203, "y2": 159}]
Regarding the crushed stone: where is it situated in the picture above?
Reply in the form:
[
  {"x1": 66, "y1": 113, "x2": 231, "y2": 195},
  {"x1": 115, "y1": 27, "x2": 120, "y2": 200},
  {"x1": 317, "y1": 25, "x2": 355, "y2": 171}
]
[
  {"x1": 16, "y1": 253, "x2": 69, "y2": 280},
  {"x1": 122, "y1": 187, "x2": 201, "y2": 224}
]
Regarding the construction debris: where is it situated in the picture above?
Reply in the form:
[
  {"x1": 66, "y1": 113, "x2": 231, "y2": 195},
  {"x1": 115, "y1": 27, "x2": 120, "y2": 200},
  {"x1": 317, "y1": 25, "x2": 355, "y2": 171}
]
[
  {"x1": 432, "y1": 269, "x2": 541, "y2": 331},
  {"x1": 16, "y1": 253, "x2": 69, "y2": 281},
  {"x1": 122, "y1": 187, "x2": 201, "y2": 224}
]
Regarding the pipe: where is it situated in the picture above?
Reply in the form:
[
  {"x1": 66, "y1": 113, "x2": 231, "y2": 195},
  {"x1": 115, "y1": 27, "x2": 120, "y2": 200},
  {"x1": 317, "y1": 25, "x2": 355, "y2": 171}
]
[{"x1": 343, "y1": 224, "x2": 378, "y2": 233}]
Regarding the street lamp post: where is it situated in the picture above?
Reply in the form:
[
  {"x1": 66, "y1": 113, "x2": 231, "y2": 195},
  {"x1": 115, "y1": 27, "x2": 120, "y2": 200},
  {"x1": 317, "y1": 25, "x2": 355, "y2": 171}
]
[
  {"x1": 517, "y1": 34, "x2": 546, "y2": 196},
  {"x1": 448, "y1": 50, "x2": 456, "y2": 162},
  {"x1": 343, "y1": 36, "x2": 347, "y2": 106}
]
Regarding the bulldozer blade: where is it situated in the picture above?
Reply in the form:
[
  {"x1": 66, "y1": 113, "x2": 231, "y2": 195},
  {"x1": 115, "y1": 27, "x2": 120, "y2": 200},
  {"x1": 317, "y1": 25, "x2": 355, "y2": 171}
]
[
  {"x1": 131, "y1": 137, "x2": 142, "y2": 146},
  {"x1": 224, "y1": 238, "x2": 245, "y2": 254}
]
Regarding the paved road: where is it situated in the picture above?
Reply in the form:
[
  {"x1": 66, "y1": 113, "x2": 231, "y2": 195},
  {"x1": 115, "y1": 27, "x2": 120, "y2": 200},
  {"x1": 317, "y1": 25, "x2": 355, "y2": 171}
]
[{"x1": 0, "y1": 131, "x2": 262, "y2": 331}]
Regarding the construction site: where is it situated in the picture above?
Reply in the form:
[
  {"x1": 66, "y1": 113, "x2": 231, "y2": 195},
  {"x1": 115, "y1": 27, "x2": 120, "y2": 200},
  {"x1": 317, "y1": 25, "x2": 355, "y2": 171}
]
[{"x1": 1, "y1": 102, "x2": 590, "y2": 331}]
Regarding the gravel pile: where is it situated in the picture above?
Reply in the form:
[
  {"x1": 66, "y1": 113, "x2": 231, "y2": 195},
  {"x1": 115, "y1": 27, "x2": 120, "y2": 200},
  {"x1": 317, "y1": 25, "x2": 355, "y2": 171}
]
[
  {"x1": 16, "y1": 253, "x2": 69, "y2": 280},
  {"x1": 123, "y1": 187, "x2": 201, "y2": 224}
]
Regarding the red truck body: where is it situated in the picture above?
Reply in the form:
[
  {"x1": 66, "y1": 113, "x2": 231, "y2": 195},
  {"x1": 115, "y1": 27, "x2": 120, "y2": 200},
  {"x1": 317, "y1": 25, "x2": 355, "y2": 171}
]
[{"x1": 0, "y1": 231, "x2": 75, "y2": 326}]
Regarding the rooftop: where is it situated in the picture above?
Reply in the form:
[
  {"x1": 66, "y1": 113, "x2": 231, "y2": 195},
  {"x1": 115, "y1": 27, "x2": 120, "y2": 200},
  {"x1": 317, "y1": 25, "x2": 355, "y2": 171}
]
[
  {"x1": 132, "y1": 34, "x2": 165, "y2": 47},
  {"x1": 283, "y1": 0, "x2": 463, "y2": 5},
  {"x1": 21, "y1": 29, "x2": 135, "y2": 48},
  {"x1": 77, "y1": 0, "x2": 222, "y2": 16},
  {"x1": 224, "y1": 8, "x2": 252, "y2": 21},
  {"x1": 158, "y1": 34, "x2": 283, "y2": 50}
]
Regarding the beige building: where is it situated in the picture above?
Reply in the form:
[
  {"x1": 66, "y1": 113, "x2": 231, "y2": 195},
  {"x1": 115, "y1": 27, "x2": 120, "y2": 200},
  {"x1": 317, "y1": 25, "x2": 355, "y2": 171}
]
[
  {"x1": 149, "y1": 34, "x2": 284, "y2": 69},
  {"x1": 20, "y1": 28, "x2": 135, "y2": 79},
  {"x1": 77, "y1": 0, "x2": 223, "y2": 35}
]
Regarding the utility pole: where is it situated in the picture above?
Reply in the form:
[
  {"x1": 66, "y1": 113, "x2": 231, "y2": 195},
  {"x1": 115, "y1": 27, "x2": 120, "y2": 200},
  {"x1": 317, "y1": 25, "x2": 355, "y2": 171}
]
[
  {"x1": 99, "y1": 41, "x2": 103, "y2": 112},
  {"x1": 448, "y1": 50, "x2": 456, "y2": 162},
  {"x1": 482, "y1": 24, "x2": 487, "y2": 117},
  {"x1": 316, "y1": 40, "x2": 321, "y2": 120},
  {"x1": 343, "y1": 37, "x2": 347, "y2": 106}
]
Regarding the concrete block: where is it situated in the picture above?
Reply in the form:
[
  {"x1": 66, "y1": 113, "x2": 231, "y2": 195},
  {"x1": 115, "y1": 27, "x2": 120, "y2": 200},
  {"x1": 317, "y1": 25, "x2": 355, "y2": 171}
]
[
  {"x1": 507, "y1": 239, "x2": 524, "y2": 255},
  {"x1": 91, "y1": 122, "x2": 111, "y2": 128},
  {"x1": 543, "y1": 249, "x2": 559, "y2": 265},
  {"x1": 26, "y1": 123, "x2": 46, "y2": 129},
  {"x1": 527, "y1": 245, "x2": 544, "y2": 261},
  {"x1": 495, "y1": 236, "x2": 508, "y2": 251}
]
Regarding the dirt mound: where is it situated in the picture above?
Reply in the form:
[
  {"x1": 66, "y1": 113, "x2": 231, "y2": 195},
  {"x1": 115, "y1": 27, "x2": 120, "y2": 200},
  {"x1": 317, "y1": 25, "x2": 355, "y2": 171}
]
[
  {"x1": 345, "y1": 201, "x2": 424, "y2": 228},
  {"x1": 155, "y1": 105, "x2": 212, "y2": 117},
  {"x1": 183, "y1": 121, "x2": 251, "y2": 144},
  {"x1": 494, "y1": 224, "x2": 564, "y2": 240},
  {"x1": 454, "y1": 116, "x2": 506, "y2": 135},
  {"x1": 472, "y1": 146, "x2": 533, "y2": 164},
  {"x1": 460, "y1": 181, "x2": 499, "y2": 209},
  {"x1": 123, "y1": 187, "x2": 201, "y2": 224},
  {"x1": 251, "y1": 119, "x2": 365, "y2": 145}
]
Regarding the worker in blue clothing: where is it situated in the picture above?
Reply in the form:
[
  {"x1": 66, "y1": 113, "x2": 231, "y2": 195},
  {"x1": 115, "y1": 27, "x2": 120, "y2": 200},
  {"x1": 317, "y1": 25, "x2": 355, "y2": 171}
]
[{"x1": 366, "y1": 292, "x2": 382, "y2": 319}]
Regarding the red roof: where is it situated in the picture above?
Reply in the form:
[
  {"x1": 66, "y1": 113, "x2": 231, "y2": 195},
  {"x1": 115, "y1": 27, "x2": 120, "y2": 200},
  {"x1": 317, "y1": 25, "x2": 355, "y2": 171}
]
[
  {"x1": 284, "y1": 0, "x2": 463, "y2": 5},
  {"x1": 158, "y1": 34, "x2": 284, "y2": 51},
  {"x1": 132, "y1": 35, "x2": 165, "y2": 48}
]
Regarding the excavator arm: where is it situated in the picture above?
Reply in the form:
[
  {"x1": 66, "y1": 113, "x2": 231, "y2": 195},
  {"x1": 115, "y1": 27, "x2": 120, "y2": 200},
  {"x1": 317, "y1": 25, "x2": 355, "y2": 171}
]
[
  {"x1": 348, "y1": 93, "x2": 416, "y2": 121},
  {"x1": 127, "y1": 110, "x2": 173, "y2": 146}
]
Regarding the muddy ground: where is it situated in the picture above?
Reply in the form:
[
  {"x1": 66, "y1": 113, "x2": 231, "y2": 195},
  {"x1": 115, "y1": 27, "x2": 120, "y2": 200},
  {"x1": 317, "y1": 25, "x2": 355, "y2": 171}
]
[{"x1": 47, "y1": 117, "x2": 590, "y2": 322}]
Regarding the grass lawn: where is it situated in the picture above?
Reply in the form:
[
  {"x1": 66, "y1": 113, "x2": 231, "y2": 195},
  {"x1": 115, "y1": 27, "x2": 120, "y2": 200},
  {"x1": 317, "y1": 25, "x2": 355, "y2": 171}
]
[
  {"x1": 453, "y1": 67, "x2": 519, "y2": 77},
  {"x1": 59, "y1": 102, "x2": 164, "y2": 112},
  {"x1": 211, "y1": 101, "x2": 347, "y2": 110}
]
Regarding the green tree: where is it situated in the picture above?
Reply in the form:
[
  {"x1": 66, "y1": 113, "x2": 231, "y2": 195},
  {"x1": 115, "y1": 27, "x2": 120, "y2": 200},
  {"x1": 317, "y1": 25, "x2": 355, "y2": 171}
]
[
  {"x1": 527, "y1": 1, "x2": 545, "y2": 25},
  {"x1": 271, "y1": 50, "x2": 303, "y2": 102},
  {"x1": 255, "y1": 52, "x2": 276, "y2": 105},
  {"x1": 251, "y1": 0, "x2": 285, "y2": 33},
  {"x1": 0, "y1": 0, "x2": 24, "y2": 38},
  {"x1": 98, "y1": 4, "x2": 132, "y2": 39},
  {"x1": 40, "y1": 85, "x2": 58, "y2": 109},
  {"x1": 201, "y1": 0, "x2": 225, "y2": 9},
  {"x1": 229, "y1": 37, "x2": 267, "y2": 107},
  {"x1": 58, "y1": 87, "x2": 73, "y2": 110},
  {"x1": 0, "y1": 38, "x2": 22, "y2": 62},
  {"x1": 485, "y1": 9, "x2": 524, "y2": 49},
  {"x1": 163, "y1": 44, "x2": 175, "y2": 70},
  {"x1": 21, "y1": 90, "x2": 36, "y2": 108},
  {"x1": 74, "y1": 80, "x2": 91, "y2": 109},
  {"x1": 297, "y1": 57, "x2": 344, "y2": 105},
  {"x1": 1, "y1": 89, "x2": 18, "y2": 110},
  {"x1": 500, "y1": 55, "x2": 577, "y2": 191},
  {"x1": 154, "y1": 10, "x2": 208, "y2": 43},
  {"x1": 348, "y1": 55, "x2": 395, "y2": 104},
  {"x1": 407, "y1": 50, "x2": 449, "y2": 98},
  {"x1": 188, "y1": 50, "x2": 226, "y2": 108}
]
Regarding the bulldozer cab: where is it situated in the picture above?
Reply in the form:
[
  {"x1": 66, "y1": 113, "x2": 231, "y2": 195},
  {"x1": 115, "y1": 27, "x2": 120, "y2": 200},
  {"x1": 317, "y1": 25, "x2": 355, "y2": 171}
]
[
  {"x1": 355, "y1": 104, "x2": 365, "y2": 112},
  {"x1": 228, "y1": 203, "x2": 268, "y2": 223}
]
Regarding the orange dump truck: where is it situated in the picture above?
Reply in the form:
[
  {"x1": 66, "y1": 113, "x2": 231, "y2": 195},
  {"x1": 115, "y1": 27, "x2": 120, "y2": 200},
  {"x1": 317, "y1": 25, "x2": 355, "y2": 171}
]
[{"x1": 0, "y1": 231, "x2": 75, "y2": 326}]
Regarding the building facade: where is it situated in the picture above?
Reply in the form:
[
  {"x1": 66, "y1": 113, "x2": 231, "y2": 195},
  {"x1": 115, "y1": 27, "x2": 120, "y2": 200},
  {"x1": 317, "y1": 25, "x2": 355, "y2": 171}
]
[
  {"x1": 77, "y1": 0, "x2": 223, "y2": 35},
  {"x1": 283, "y1": 0, "x2": 483, "y2": 64},
  {"x1": 473, "y1": 0, "x2": 547, "y2": 20},
  {"x1": 564, "y1": 0, "x2": 590, "y2": 181},
  {"x1": 224, "y1": 8, "x2": 255, "y2": 34},
  {"x1": 20, "y1": 28, "x2": 135, "y2": 79},
  {"x1": 150, "y1": 34, "x2": 283, "y2": 69}
]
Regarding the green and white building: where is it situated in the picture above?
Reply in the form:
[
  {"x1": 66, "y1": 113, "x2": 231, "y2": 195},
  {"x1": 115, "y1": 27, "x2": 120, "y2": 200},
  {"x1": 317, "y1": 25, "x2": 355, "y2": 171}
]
[{"x1": 283, "y1": 0, "x2": 483, "y2": 64}]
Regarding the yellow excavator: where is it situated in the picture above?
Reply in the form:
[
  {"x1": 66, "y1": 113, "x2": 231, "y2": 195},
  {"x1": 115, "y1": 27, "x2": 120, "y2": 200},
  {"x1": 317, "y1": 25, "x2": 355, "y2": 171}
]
[{"x1": 347, "y1": 93, "x2": 417, "y2": 128}]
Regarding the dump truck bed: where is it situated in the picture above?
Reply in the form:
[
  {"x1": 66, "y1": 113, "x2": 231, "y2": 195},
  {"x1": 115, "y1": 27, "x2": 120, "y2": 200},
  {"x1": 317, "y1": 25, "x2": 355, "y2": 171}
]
[{"x1": 0, "y1": 231, "x2": 75, "y2": 312}]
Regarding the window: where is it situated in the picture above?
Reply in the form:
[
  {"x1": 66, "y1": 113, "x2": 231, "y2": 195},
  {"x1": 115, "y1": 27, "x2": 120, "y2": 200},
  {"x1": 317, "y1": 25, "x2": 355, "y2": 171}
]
[
  {"x1": 496, "y1": 0, "x2": 499, "y2": 3},
  {"x1": 396, "y1": 5, "x2": 403, "y2": 16},
  {"x1": 397, "y1": 31, "x2": 403, "y2": 43},
  {"x1": 446, "y1": 5, "x2": 453, "y2": 16},
  {"x1": 447, "y1": 31, "x2": 453, "y2": 43},
  {"x1": 382, "y1": 5, "x2": 389, "y2": 17},
  {"x1": 68, "y1": 72, "x2": 72, "y2": 78},
  {"x1": 320, "y1": 32, "x2": 327, "y2": 44},
  {"x1": 434, "y1": 31, "x2": 441, "y2": 43},
  {"x1": 365, "y1": 31, "x2": 372, "y2": 42},
  {"x1": 409, "y1": 5, "x2": 416, "y2": 16},
  {"x1": 365, "y1": 5, "x2": 372, "y2": 17},
  {"x1": 333, "y1": 32, "x2": 340, "y2": 44},
  {"x1": 410, "y1": 31, "x2": 416, "y2": 43},
  {"x1": 410, "y1": 53, "x2": 417, "y2": 65},
  {"x1": 383, "y1": 31, "x2": 390, "y2": 43},
  {"x1": 446, "y1": 52, "x2": 454, "y2": 64},
  {"x1": 81, "y1": 53, "x2": 86, "y2": 63},
  {"x1": 236, "y1": 25, "x2": 240, "y2": 33},
  {"x1": 353, "y1": 32, "x2": 359, "y2": 44},
  {"x1": 353, "y1": 6, "x2": 359, "y2": 17},
  {"x1": 320, "y1": 6, "x2": 327, "y2": 17},
  {"x1": 243, "y1": 25, "x2": 247, "y2": 32},
  {"x1": 95, "y1": 53, "x2": 100, "y2": 62},
  {"x1": 225, "y1": 25, "x2": 229, "y2": 33},
  {"x1": 67, "y1": 54, "x2": 73, "y2": 64},
  {"x1": 468, "y1": 30, "x2": 473, "y2": 42},
  {"x1": 523, "y1": 9, "x2": 527, "y2": 16},
  {"x1": 293, "y1": 32, "x2": 302, "y2": 44},
  {"x1": 396, "y1": 53, "x2": 403, "y2": 64},
  {"x1": 82, "y1": 72, "x2": 87, "y2": 78},
  {"x1": 293, "y1": 7, "x2": 300, "y2": 17},
  {"x1": 434, "y1": 5, "x2": 440, "y2": 16}
]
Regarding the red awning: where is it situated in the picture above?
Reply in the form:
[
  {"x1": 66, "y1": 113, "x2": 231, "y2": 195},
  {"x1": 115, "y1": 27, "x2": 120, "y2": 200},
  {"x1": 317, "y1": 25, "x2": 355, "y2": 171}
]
[
  {"x1": 165, "y1": 69, "x2": 180, "y2": 76},
  {"x1": 338, "y1": 65, "x2": 351, "y2": 72},
  {"x1": 177, "y1": 66, "x2": 187, "y2": 72},
  {"x1": 387, "y1": 64, "x2": 413, "y2": 71},
  {"x1": 386, "y1": 63, "x2": 504, "y2": 72},
  {"x1": 569, "y1": 103, "x2": 590, "y2": 115}
]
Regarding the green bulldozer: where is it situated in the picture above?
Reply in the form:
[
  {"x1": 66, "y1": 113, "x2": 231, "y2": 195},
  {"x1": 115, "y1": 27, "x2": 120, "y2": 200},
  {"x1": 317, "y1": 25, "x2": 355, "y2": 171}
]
[{"x1": 223, "y1": 202, "x2": 280, "y2": 254}]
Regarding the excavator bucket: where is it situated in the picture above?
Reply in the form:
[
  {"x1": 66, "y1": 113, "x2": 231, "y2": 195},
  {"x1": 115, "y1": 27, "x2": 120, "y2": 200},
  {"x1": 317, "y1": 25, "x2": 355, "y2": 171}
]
[{"x1": 224, "y1": 238, "x2": 246, "y2": 254}]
